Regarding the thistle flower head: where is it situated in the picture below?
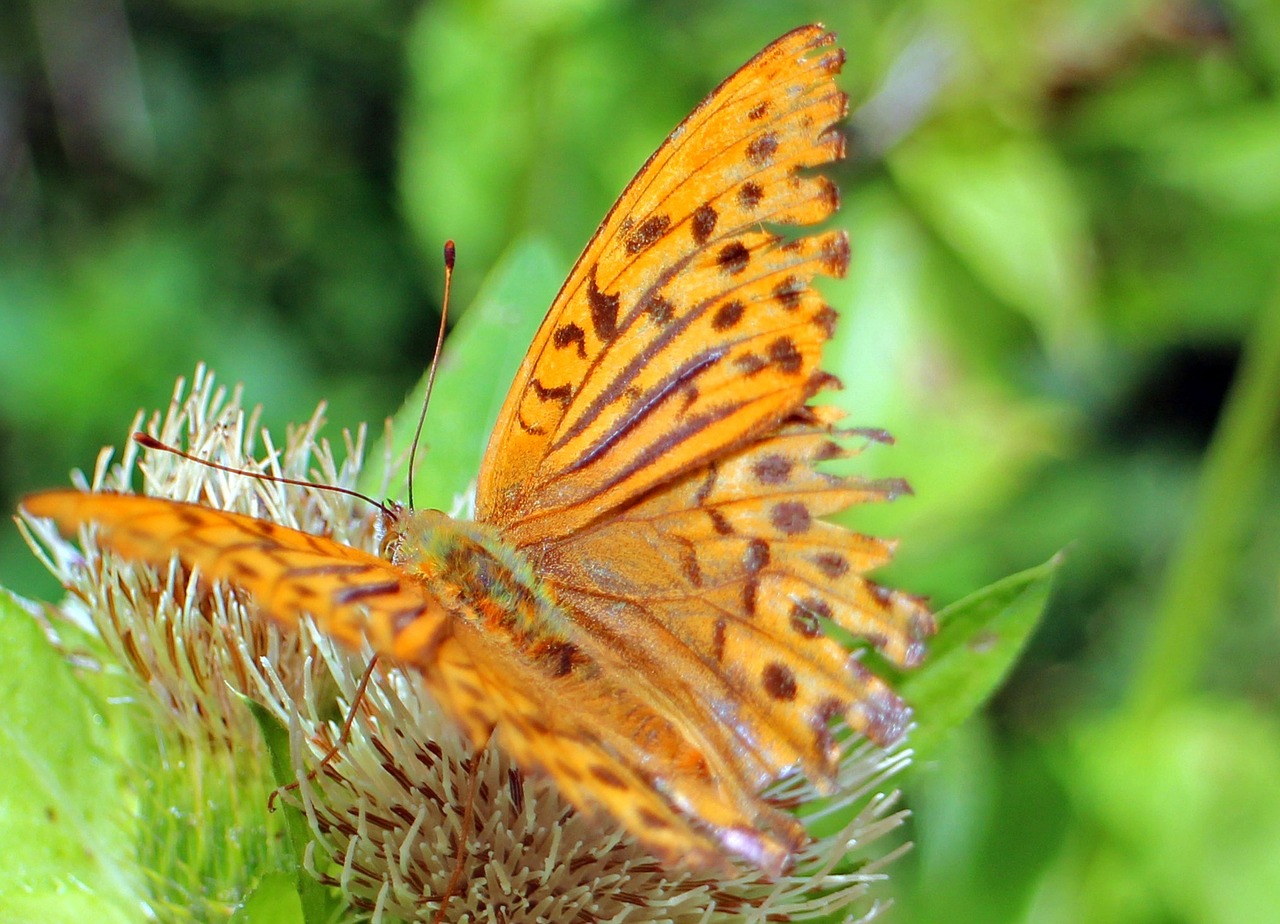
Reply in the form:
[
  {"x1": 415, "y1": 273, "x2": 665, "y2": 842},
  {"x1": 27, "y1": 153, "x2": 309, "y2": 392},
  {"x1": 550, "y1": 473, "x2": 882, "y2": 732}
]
[{"x1": 22, "y1": 365, "x2": 914, "y2": 922}]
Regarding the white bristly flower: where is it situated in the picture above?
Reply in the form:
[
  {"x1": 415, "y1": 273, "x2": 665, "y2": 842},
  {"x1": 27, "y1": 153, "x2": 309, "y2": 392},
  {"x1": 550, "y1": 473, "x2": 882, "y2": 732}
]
[{"x1": 21, "y1": 366, "x2": 914, "y2": 923}]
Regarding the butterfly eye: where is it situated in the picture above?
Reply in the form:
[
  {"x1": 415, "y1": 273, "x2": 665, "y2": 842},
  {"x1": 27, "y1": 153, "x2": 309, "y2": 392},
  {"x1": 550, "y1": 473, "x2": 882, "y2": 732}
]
[{"x1": 376, "y1": 502, "x2": 405, "y2": 561}]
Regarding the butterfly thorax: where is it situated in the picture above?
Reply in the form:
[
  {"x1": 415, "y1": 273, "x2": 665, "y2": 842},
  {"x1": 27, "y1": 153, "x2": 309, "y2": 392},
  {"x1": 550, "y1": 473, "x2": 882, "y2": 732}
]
[{"x1": 389, "y1": 507, "x2": 577, "y2": 658}]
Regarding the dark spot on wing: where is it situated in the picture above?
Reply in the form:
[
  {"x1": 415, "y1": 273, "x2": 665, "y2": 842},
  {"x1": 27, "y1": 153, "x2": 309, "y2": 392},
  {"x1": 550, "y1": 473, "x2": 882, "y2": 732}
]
[
  {"x1": 770, "y1": 501, "x2": 810, "y2": 535},
  {"x1": 716, "y1": 242, "x2": 750, "y2": 275},
  {"x1": 678, "y1": 539, "x2": 701, "y2": 587},
  {"x1": 752, "y1": 454, "x2": 791, "y2": 484},
  {"x1": 744, "y1": 538, "x2": 770, "y2": 574},
  {"x1": 773, "y1": 275, "x2": 804, "y2": 310},
  {"x1": 762, "y1": 662, "x2": 797, "y2": 701},
  {"x1": 693, "y1": 467, "x2": 717, "y2": 505},
  {"x1": 639, "y1": 290, "x2": 674, "y2": 324},
  {"x1": 738, "y1": 182, "x2": 763, "y2": 210},
  {"x1": 868, "y1": 581, "x2": 893, "y2": 606},
  {"x1": 712, "y1": 299, "x2": 744, "y2": 331},
  {"x1": 691, "y1": 203, "x2": 717, "y2": 245},
  {"x1": 746, "y1": 132, "x2": 779, "y2": 166},
  {"x1": 790, "y1": 603, "x2": 821, "y2": 638},
  {"x1": 707, "y1": 508, "x2": 733, "y2": 536},
  {"x1": 824, "y1": 230, "x2": 850, "y2": 275},
  {"x1": 626, "y1": 214, "x2": 671, "y2": 254},
  {"x1": 553, "y1": 322, "x2": 587, "y2": 358},
  {"x1": 814, "y1": 305, "x2": 838, "y2": 337},
  {"x1": 587, "y1": 267, "x2": 620, "y2": 342},
  {"x1": 768, "y1": 337, "x2": 803, "y2": 374},
  {"x1": 791, "y1": 596, "x2": 832, "y2": 637},
  {"x1": 815, "y1": 439, "x2": 843, "y2": 461},
  {"x1": 540, "y1": 640, "x2": 580, "y2": 678},
  {"x1": 813, "y1": 552, "x2": 848, "y2": 578}
]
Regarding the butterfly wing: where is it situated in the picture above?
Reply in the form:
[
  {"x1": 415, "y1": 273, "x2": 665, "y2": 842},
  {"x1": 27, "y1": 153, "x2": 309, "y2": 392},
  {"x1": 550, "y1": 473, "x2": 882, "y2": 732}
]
[
  {"x1": 20, "y1": 489, "x2": 507, "y2": 746},
  {"x1": 471, "y1": 25, "x2": 933, "y2": 868},
  {"x1": 445, "y1": 615, "x2": 807, "y2": 875},
  {"x1": 542, "y1": 409, "x2": 934, "y2": 773},
  {"x1": 23, "y1": 25, "x2": 929, "y2": 878},
  {"x1": 476, "y1": 25, "x2": 850, "y2": 544}
]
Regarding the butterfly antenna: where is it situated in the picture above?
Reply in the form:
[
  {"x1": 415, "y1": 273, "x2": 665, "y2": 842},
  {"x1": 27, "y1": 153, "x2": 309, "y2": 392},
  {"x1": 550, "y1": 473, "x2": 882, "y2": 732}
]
[
  {"x1": 407, "y1": 240, "x2": 455, "y2": 510},
  {"x1": 132, "y1": 433, "x2": 391, "y2": 517}
]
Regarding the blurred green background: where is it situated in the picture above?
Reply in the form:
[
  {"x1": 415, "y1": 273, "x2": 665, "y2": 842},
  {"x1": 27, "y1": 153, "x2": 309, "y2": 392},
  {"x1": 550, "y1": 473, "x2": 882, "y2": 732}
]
[{"x1": 2, "y1": 0, "x2": 1278, "y2": 922}]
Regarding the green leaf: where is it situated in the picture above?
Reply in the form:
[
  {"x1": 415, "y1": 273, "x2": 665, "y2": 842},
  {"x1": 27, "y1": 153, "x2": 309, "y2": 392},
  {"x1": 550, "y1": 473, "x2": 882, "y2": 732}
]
[
  {"x1": 1147, "y1": 102, "x2": 1280, "y2": 214},
  {"x1": 230, "y1": 872, "x2": 305, "y2": 924},
  {"x1": 364, "y1": 236, "x2": 564, "y2": 507},
  {"x1": 0, "y1": 589, "x2": 140, "y2": 924},
  {"x1": 890, "y1": 124, "x2": 1097, "y2": 361},
  {"x1": 896, "y1": 554, "x2": 1060, "y2": 761},
  {"x1": 242, "y1": 698, "x2": 341, "y2": 924}
]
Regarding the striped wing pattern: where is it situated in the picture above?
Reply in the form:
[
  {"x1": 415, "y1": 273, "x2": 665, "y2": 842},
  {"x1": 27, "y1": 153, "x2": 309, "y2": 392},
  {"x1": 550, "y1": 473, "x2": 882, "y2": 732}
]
[
  {"x1": 470, "y1": 24, "x2": 932, "y2": 868},
  {"x1": 17, "y1": 490, "x2": 500, "y2": 735},
  {"x1": 20, "y1": 492, "x2": 439, "y2": 653},
  {"x1": 477, "y1": 25, "x2": 851, "y2": 544}
]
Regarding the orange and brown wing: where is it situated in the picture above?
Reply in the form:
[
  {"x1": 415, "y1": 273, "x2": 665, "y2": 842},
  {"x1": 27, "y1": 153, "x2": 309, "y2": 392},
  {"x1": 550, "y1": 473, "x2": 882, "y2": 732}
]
[
  {"x1": 476, "y1": 25, "x2": 849, "y2": 545},
  {"x1": 447, "y1": 617, "x2": 806, "y2": 875},
  {"x1": 19, "y1": 490, "x2": 504, "y2": 740},
  {"x1": 540, "y1": 409, "x2": 934, "y2": 789}
]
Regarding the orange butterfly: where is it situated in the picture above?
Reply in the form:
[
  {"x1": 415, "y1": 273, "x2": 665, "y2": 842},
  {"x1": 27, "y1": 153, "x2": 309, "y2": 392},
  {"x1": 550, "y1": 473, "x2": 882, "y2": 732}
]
[{"x1": 23, "y1": 24, "x2": 932, "y2": 876}]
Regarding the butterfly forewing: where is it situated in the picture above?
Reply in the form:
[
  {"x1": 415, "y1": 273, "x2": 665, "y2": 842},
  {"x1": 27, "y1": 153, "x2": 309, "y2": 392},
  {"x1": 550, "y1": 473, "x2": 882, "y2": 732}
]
[
  {"x1": 21, "y1": 491, "x2": 453, "y2": 671},
  {"x1": 477, "y1": 25, "x2": 850, "y2": 541}
]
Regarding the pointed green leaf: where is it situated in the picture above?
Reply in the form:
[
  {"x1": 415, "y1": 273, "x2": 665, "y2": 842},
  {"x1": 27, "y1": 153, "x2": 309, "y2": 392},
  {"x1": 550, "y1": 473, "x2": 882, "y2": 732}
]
[{"x1": 897, "y1": 555, "x2": 1060, "y2": 761}]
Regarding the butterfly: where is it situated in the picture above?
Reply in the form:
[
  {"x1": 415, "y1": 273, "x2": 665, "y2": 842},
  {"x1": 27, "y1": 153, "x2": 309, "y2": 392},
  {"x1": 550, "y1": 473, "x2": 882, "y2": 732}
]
[{"x1": 22, "y1": 24, "x2": 932, "y2": 876}]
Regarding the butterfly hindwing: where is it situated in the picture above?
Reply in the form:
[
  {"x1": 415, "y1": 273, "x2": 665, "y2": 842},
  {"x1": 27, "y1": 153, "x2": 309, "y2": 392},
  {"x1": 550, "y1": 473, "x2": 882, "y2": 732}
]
[{"x1": 448, "y1": 617, "x2": 803, "y2": 875}]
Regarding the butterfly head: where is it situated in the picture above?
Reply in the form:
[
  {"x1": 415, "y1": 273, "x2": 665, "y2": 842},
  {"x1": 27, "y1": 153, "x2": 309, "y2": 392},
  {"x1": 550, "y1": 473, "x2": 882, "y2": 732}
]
[{"x1": 375, "y1": 499, "x2": 409, "y2": 563}]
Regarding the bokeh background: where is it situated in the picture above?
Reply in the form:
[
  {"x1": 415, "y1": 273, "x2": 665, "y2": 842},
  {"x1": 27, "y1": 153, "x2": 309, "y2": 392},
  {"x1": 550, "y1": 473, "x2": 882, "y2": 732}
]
[{"x1": 2, "y1": 1, "x2": 1278, "y2": 922}]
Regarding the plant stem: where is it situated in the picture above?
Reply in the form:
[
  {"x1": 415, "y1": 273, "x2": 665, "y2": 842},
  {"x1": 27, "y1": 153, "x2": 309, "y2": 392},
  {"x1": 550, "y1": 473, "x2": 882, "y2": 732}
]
[{"x1": 1127, "y1": 272, "x2": 1280, "y2": 718}]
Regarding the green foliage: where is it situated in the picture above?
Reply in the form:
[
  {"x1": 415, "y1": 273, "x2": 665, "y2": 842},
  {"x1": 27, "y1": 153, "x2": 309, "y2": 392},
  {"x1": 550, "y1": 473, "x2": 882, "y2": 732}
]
[
  {"x1": 242, "y1": 699, "x2": 339, "y2": 924},
  {"x1": 0, "y1": 591, "x2": 139, "y2": 924},
  {"x1": 896, "y1": 555, "x2": 1060, "y2": 763}
]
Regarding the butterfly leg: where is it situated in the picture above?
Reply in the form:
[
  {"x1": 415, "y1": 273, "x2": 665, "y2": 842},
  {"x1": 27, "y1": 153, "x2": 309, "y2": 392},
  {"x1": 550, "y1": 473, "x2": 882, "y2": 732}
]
[{"x1": 268, "y1": 655, "x2": 382, "y2": 812}]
